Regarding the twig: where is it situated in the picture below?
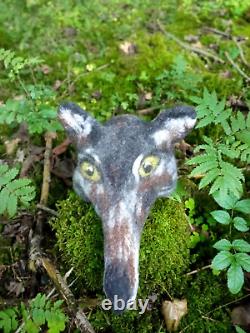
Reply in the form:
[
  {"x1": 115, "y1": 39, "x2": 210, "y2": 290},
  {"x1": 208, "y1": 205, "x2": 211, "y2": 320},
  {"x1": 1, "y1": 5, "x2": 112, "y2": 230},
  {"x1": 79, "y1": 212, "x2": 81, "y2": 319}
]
[
  {"x1": 157, "y1": 20, "x2": 224, "y2": 64},
  {"x1": 225, "y1": 52, "x2": 250, "y2": 81},
  {"x1": 137, "y1": 105, "x2": 162, "y2": 115},
  {"x1": 233, "y1": 37, "x2": 250, "y2": 68},
  {"x1": 36, "y1": 204, "x2": 59, "y2": 217},
  {"x1": 203, "y1": 27, "x2": 232, "y2": 39},
  {"x1": 179, "y1": 294, "x2": 250, "y2": 333},
  {"x1": 28, "y1": 132, "x2": 95, "y2": 333},
  {"x1": 186, "y1": 264, "x2": 211, "y2": 276},
  {"x1": 40, "y1": 132, "x2": 55, "y2": 205}
]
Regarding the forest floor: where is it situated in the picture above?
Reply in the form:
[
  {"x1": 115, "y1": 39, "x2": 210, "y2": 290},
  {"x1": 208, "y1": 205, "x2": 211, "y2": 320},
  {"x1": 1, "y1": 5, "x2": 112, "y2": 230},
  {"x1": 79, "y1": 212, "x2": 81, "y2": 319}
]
[{"x1": 0, "y1": 1, "x2": 250, "y2": 332}]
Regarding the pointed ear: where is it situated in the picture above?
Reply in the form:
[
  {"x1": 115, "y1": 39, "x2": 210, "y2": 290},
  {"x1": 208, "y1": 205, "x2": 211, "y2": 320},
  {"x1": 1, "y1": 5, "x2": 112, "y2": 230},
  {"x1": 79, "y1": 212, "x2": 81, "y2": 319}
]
[
  {"x1": 151, "y1": 106, "x2": 196, "y2": 148},
  {"x1": 58, "y1": 102, "x2": 101, "y2": 143}
]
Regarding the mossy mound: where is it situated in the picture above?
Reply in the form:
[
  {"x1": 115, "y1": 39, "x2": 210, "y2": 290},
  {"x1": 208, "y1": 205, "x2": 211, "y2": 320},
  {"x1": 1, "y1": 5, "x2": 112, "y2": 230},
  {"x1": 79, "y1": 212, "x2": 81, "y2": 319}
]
[
  {"x1": 51, "y1": 192, "x2": 190, "y2": 331},
  {"x1": 51, "y1": 192, "x2": 190, "y2": 296}
]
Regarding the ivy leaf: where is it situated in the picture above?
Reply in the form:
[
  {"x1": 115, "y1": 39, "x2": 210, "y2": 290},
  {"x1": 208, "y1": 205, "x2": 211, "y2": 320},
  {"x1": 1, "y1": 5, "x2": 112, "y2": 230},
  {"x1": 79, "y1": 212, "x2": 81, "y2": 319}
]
[
  {"x1": 234, "y1": 199, "x2": 250, "y2": 214},
  {"x1": 233, "y1": 217, "x2": 249, "y2": 232},
  {"x1": 211, "y1": 210, "x2": 231, "y2": 225},
  {"x1": 235, "y1": 253, "x2": 250, "y2": 272},
  {"x1": 232, "y1": 240, "x2": 250, "y2": 253},
  {"x1": 211, "y1": 251, "x2": 233, "y2": 270},
  {"x1": 213, "y1": 239, "x2": 232, "y2": 251},
  {"x1": 227, "y1": 261, "x2": 244, "y2": 294}
]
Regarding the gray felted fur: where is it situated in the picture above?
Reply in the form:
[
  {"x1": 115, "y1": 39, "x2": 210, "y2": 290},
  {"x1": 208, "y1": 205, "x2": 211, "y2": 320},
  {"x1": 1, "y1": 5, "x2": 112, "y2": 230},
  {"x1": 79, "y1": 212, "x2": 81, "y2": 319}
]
[{"x1": 58, "y1": 102, "x2": 196, "y2": 311}]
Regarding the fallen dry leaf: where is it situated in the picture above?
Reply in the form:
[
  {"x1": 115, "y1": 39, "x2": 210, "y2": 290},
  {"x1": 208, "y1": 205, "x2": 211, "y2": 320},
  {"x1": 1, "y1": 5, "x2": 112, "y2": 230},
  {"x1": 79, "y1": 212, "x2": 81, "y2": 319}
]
[
  {"x1": 119, "y1": 41, "x2": 137, "y2": 55},
  {"x1": 4, "y1": 138, "x2": 21, "y2": 155},
  {"x1": 162, "y1": 298, "x2": 188, "y2": 332}
]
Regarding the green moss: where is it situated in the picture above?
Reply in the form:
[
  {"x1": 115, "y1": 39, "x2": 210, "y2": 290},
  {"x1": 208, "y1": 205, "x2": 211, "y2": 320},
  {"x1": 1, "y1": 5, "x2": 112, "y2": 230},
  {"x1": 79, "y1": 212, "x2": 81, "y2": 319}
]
[
  {"x1": 179, "y1": 271, "x2": 235, "y2": 333},
  {"x1": 51, "y1": 192, "x2": 190, "y2": 332}
]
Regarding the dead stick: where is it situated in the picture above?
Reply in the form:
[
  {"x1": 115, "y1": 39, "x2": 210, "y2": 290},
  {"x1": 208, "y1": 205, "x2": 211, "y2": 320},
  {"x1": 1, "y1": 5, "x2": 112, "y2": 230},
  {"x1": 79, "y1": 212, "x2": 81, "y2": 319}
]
[
  {"x1": 186, "y1": 264, "x2": 211, "y2": 276},
  {"x1": 137, "y1": 105, "x2": 162, "y2": 115},
  {"x1": 28, "y1": 131, "x2": 95, "y2": 333},
  {"x1": 157, "y1": 20, "x2": 224, "y2": 64},
  {"x1": 232, "y1": 37, "x2": 250, "y2": 68},
  {"x1": 225, "y1": 52, "x2": 250, "y2": 81}
]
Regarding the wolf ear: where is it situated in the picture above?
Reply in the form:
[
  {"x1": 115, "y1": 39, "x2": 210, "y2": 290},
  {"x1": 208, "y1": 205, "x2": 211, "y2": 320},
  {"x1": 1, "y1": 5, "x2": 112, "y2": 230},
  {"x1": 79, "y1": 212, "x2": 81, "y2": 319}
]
[
  {"x1": 151, "y1": 106, "x2": 196, "y2": 148},
  {"x1": 58, "y1": 102, "x2": 101, "y2": 143}
]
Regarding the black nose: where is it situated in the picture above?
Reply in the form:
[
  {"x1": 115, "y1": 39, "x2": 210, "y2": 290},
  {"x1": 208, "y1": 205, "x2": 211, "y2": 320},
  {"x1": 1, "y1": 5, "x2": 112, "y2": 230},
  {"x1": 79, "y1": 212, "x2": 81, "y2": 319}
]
[{"x1": 104, "y1": 264, "x2": 134, "y2": 314}]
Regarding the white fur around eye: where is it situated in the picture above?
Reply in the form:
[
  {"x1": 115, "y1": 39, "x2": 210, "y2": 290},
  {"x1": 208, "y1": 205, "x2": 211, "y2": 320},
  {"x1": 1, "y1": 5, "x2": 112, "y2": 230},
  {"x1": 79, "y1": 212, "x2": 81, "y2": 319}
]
[{"x1": 132, "y1": 154, "x2": 144, "y2": 183}]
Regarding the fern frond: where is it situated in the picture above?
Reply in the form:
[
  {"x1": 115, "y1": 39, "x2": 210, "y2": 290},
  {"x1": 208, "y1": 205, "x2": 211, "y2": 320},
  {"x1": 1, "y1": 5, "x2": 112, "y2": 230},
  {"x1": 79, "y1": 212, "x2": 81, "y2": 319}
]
[{"x1": 0, "y1": 165, "x2": 35, "y2": 217}]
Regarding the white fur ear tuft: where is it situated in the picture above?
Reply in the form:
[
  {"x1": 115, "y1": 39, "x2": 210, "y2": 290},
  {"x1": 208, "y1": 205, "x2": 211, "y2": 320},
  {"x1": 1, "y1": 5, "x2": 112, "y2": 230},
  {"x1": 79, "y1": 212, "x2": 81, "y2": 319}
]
[
  {"x1": 151, "y1": 106, "x2": 196, "y2": 147},
  {"x1": 58, "y1": 102, "x2": 98, "y2": 140}
]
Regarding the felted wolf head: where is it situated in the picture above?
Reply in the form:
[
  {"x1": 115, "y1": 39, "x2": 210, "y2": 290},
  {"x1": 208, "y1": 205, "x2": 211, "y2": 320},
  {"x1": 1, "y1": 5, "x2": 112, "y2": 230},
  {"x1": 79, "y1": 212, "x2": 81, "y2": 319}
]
[{"x1": 58, "y1": 102, "x2": 196, "y2": 310}]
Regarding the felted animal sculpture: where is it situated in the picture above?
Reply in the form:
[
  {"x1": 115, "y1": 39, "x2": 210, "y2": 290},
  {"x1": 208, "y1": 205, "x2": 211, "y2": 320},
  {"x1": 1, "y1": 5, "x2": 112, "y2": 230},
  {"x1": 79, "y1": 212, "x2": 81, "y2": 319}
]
[{"x1": 58, "y1": 102, "x2": 196, "y2": 310}]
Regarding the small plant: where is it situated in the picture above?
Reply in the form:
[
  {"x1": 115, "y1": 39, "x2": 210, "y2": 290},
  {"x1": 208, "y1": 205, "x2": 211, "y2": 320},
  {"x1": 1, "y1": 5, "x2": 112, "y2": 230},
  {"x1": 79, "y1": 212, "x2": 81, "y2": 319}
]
[
  {"x1": 187, "y1": 88, "x2": 250, "y2": 294},
  {"x1": 0, "y1": 164, "x2": 35, "y2": 218},
  {"x1": 154, "y1": 55, "x2": 201, "y2": 103},
  {"x1": 0, "y1": 293, "x2": 68, "y2": 333},
  {"x1": 0, "y1": 49, "x2": 61, "y2": 134},
  {"x1": 211, "y1": 193, "x2": 250, "y2": 294}
]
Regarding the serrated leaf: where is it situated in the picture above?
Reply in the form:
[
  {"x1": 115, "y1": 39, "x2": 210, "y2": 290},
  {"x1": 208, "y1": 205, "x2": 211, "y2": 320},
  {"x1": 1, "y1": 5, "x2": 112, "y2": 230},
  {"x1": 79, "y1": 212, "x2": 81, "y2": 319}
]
[
  {"x1": 32, "y1": 308, "x2": 45, "y2": 326},
  {"x1": 234, "y1": 253, "x2": 250, "y2": 272},
  {"x1": 213, "y1": 239, "x2": 232, "y2": 251},
  {"x1": 0, "y1": 187, "x2": 9, "y2": 214},
  {"x1": 227, "y1": 261, "x2": 244, "y2": 294},
  {"x1": 0, "y1": 168, "x2": 19, "y2": 187},
  {"x1": 7, "y1": 194, "x2": 17, "y2": 218},
  {"x1": 211, "y1": 210, "x2": 231, "y2": 225},
  {"x1": 24, "y1": 319, "x2": 39, "y2": 333},
  {"x1": 199, "y1": 169, "x2": 218, "y2": 189},
  {"x1": 234, "y1": 199, "x2": 250, "y2": 214},
  {"x1": 211, "y1": 251, "x2": 233, "y2": 270},
  {"x1": 233, "y1": 217, "x2": 249, "y2": 232},
  {"x1": 232, "y1": 240, "x2": 250, "y2": 253}
]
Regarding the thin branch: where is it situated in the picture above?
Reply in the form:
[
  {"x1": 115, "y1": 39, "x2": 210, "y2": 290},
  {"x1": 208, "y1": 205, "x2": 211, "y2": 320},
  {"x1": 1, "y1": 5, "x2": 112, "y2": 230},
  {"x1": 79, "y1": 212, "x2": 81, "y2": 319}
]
[
  {"x1": 225, "y1": 52, "x2": 250, "y2": 81},
  {"x1": 232, "y1": 37, "x2": 250, "y2": 68},
  {"x1": 36, "y1": 204, "x2": 59, "y2": 217},
  {"x1": 203, "y1": 27, "x2": 232, "y2": 39},
  {"x1": 186, "y1": 264, "x2": 211, "y2": 276},
  {"x1": 137, "y1": 105, "x2": 162, "y2": 115},
  {"x1": 179, "y1": 294, "x2": 250, "y2": 333},
  {"x1": 157, "y1": 20, "x2": 224, "y2": 64}
]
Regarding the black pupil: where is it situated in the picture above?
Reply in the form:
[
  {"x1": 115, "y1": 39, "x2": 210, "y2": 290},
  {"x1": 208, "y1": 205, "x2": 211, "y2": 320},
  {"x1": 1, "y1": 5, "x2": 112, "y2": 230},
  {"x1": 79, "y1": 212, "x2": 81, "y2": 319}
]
[
  {"x1": 143, "y1": 162, "x2": 153, "y2": 174},
  {"x1": 86, "y1": 166, "x2": 94, "y2": 176}
]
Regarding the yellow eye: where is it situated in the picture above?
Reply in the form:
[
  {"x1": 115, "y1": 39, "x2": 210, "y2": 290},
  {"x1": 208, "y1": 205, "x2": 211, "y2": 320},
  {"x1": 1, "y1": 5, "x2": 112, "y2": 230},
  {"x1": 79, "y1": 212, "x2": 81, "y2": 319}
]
[
  {"x1": 80, "y1": 161, "x2": 101, "y2": 182},
  {"x1": 139, "y1": 155, "x2": 160, "y2": 177}
]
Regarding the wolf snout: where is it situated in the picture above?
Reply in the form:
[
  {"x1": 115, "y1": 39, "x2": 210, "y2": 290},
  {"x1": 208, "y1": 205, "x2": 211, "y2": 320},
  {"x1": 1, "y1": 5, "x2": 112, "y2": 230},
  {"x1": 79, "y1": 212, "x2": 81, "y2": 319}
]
[{"x1": 104, "y1": 262, "x2": 137, "y2": 313}]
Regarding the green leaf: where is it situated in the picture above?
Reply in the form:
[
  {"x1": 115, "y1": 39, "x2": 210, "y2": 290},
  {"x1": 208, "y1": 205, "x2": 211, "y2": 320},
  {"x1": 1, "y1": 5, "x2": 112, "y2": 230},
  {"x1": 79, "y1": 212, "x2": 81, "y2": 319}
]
[
  {"x1": 232, "y1": 240, "x2": 250, "y2": 253},
  {"x1": 7, "y1": 194, "x2": 17, "y2": 218},
  {"x1": 213, "y1": 239, "x2": 232, "y2": 251},
  {"x1": 235, "y1": 325, "x2": 247, "y2": 333},
  {"x1": 227, "y1": 261, "x2": 244, "y2": 294},
  {"x1": 234, "y1": 199, "x2": 250, "y2": 214},
  {"x1": 24, "y1": 319, "x2": 39, "y2": 333},
  {"x1": 233, "y1": 217, "x2": 249, "y2": 232},
  {"x1": 211, "y1": 251, "x2": 233, "y2": 270},
  {"x1": 211, "y1": 210, "x2": 231, "y2": 225},
  {"x1": 234, "y1": 253, "x2": 250, "y2": 272},
  {"x1": 212, "y1": 191, "x2": 238, "y2": 209}
]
